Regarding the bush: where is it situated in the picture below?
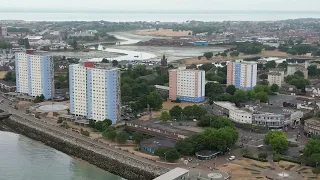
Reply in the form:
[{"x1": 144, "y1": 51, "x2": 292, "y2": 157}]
[
  {"x1": 80, "y1": 129, "x2": 90, "y2": 137},
  {"x1": 258, "y1": 152, "x2": 268, "y2": 160},
  {"x1": 243, "y1": 154, "x2": 268, "y2": 162},
  {"x1": 57, "y1": 119, "x2": 63, "y2": 124}
]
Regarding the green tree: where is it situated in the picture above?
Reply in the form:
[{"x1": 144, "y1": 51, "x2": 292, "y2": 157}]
[
  {"x1": 226, "y1": 85, "x2": 236, "y2": 95},
  {"x1": 95, "y1": 121, "x2": 104, "y2": 131},
  {"x1": 165, "y1": 148, "x2": 180, "y2": 162},
  {"x1": 198, "y1": 63, "x2": 215, "y2": 72},
  {"x1": 112, "y1": 60, "x2": 118, "y2": 67},
  {"x1": 24, "y1": 38, "x2": 30, "y2": 49},
  {"x1": 169, "y1": 105, "x2": 183, "y2": 118},
  {"x1": 146, "y1": 92, "x2": 163, "y2": 110},
  {"x1": 259, "y1": 74, "x2": 268, "y2": 80},
  {"x1": 234, "y1": 89, "x2": 247, "y2": 103},
  {"x1": 102, "y1": 127, "x2": 117, "y2": 141},
  {"x1": 203, "y1": 52, "x2": 214, "y2": 59},
  {"x1": 175, "y1": 140, "x2": 195, "y2": 155},
  {"x1": 3, "y1": 71, "x2": 16, "y2": 82},
  {"x1": 230, "y1": 50, "x2": 240, "y2": 57},
  {"x1": 70, "y1": 39, "x2": 77, "y2": 49},
  {"x1": 265, "y1": 60, "x2": 277, "y2": 69},
  {"x1": 304, "y1": 139, "x2": 320, "y2": 157},
  {"x1": 254, "y1": 91, "x2": 269, "y2": 102},
  {"x1": 102, "y1": 119, "x2": 112, "y2": 130},
  {"x1": 264, "y1": 131, "x2": 286, "y2": 144},
  {"x1": 182, "y1": 106, "x2": 194, "y2": 119},
  {"x1": 308, "y1": 65, "x2": 318, "y2": 76},
  {"x1": 89, "y1": 119, "x2": 95, "y2": 128},
  {"x1": 270, "y1": 84, "x2": 279, "y2": 92},
  {"x1": 212, "y1": 117, "x2": 234, "y2": 129},
  {"x1": 277, "y1": 61, "x2": 288, "y2": 69},
  {"x1": 205, "y1": 82, "x2": 224, "y2": 97},
  {"x1": 307, "y1": 153, "x2": 320, "y2": 167},
  {"x1": 116, "y1": 131, "x2": 129, "y2": 144},
  {"x1": 132, "y1": 132, "x2": 144, "y2": 144},
  {"x1": 270, "y1": 136, "x2": 289, "y2": 153},
  {"x1": 160, "y1": 111, "x2": 171, "y2": 122},
  {"x1": 192, "y1": 105, "x2": 207, "y2": 119}
]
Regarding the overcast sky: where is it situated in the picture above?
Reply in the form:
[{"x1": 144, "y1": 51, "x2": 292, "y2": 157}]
[{"x1": 2, "y1": 0, "x2": 320, "y2": 11}]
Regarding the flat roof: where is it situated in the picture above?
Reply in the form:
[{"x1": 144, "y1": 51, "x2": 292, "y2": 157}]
[
  {"x1": 155, "y1": 85, "x2": 169, "y2": 91},
  {"x1": 128, "y1": 120, "x2": 197, "y2": 136},
  {"x1": 305, "y1": 118, "x2": 320, "y2": 126},
  {"x1": 0, "y1": 79, "x2": 16, "y2": 87},
  {"x1": 213, "y1": 101, "x2": 239, "y2": 110},
  {"x1": 140, "y1": 137, "x2": 176, "y2": 149},
  {"x1": 153, "y1": 168, "x2": 189, "y2": 180}
]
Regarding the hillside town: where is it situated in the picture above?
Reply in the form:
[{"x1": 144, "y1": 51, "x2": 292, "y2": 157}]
[{"x1": 1, "y1": 18, "x2": 320, "y2": 180}]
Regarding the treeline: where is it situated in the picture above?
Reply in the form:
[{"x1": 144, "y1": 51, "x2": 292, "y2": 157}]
[{"x1": 0, "y1": 41, "x2": 13, "y2": 49}]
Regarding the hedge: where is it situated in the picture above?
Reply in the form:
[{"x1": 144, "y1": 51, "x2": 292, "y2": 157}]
[
  {"x1": 273, "y1": 155, "x2": 303, "y2": 164},
  {"x1": 243, "y1": 154, "x2": 268, "y2": 162}
]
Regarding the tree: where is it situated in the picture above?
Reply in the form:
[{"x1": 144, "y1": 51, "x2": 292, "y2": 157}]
[
  {"x1": 307, "y1": 153, "x2": 320, "y2": 167},
  {"x1": 165, "y1": 148, "x2": 180, "y2": 162},
  {"x1": 146, "y1": 92, "x2": 163, "y2": 110},
  {"x1": 102, "y1": 119, "x2": 113, "y2": 130},
  {"x1": 203, "y1": 52, "x2": 214, "y2": 59},
  {"x1": 198, "y1": 63, "x2": 215, "y2": 72},
  {"x1": 116, "y1": 131, "x2": 129, "y2": 144},
  {"x1": 221, "y1": 52, "x2": 227, "y2": 57},
  {"x1": 169, "y1": 105, "x2": 183, "y2": 118},
  {"x1": 294, "y1": 70, "x2": 304, "y2": 77},
  {"x1": 89, "y1": 119, "x2": 95, "y2": 128},
  {"x1": 230, "y1": 51, "x2": 240, "y2": 57},
  {"x1": 102, "y1": 127, "x2": 117, "y2": 141},
  {"x1": 95, "y1": 121, "x2": 104, "y2": 131},
  {"x1": 3, "y1": 71, "x2": 16, "y2": 82},
  {"x1": 192, "y1": 105, "x2": 207, "y2": 119},
  {"x1": 312, "y1": 167, "x2": 320, "y2": 177},
  {"x1": 160, "y1": 111, "x2": 171, "y2": 122},
  {"x1": 112, "y1": 60, "x2": 118, "y2": 67},
  {"x1": 234, "y1": 89, "x2": 247, "y2": 103},
  {"x1": 212, "y1": 117, "x2": 234, "y2": 129},
  {"x1": 270, "y1": 136, "x2": 289, "y2": 153},
  {"x1": 132, "y1": 132, "x2": 144, "y2": 144},
  {"x1": 24, "y1": 38, "x2": 30, "y2": 49},
  {"x1": 304, "y1": 139, "x2": 320, "y2": 158},
  {"x1": 259, "y1": 74, "x2": 268, "y2": 80},
  {"x1": 254, "y1": 91, "x2": 268, "y2": 102},
  {"x1": 182, "y1": 106, "x2": 194, "y2": 119},
  {"x1": 278, "y1": 61, "x2": 288, "y2": 69},
  {"x1": 265, "y1": 60, "x2": 277, "y2": 69},
  {"x1": 205, "y1": 82, "x2": 224, "y2": 97},
  {"x1": 226, "y1": 85, "x2": 236, "y2": 95},
  {"x1": 308, "y1": 65, "x2": 318, "y2": 76},
  {"x1": 175, "y1": 140, "x2": 195, "y2": 155},
  {"x1": 264, "y1": 131, "x2": 286, "y2": 144},
  {"x1": 270, "y1": 84, "x2": 279, "y2": 92},
  {"x1": 274, "y1": 153, "x2": 281, "y2": 163},
  {"x1": 70, "y1": 39, "x2": 77, "y2": 49}
]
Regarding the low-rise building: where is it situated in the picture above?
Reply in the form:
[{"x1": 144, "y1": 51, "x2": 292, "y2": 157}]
[
  {"x1": 126, "y1": 119, "x2": 197, "y2": 140},
  {"x1": 140, "y1": 137, "x2": 176, "y2": 154},
  {"x1": 212, "y1": 101, "x2": 303, "y2": 128},
  {"x1": 304, "y1": 118, "x2": 320, "y2": 136},
  {"x1": 0, "y1": 80, "x2": 16, "y2": 92}
]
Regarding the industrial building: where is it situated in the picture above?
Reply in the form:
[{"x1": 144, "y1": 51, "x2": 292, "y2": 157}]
[
  {"x1": 15, "y1": 52, "x2": 54, "y2": 99},
  {"x1": 69, "y1": 62, "x2": 120, "y2": 124},
  {"x1": 227, "y1": 60, "x2": 257, "y2": 90},
  {"x1": 169, "y1": 68, "x2": 205, "y2": 102}
]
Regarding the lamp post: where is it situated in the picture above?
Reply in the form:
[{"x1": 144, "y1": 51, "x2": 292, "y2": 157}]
[{"x1": 164, "y1": 152, "x2": 167, "y2": 162}]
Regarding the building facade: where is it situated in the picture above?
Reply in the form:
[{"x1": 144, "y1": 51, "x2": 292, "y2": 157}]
[
  {"x1": 304, "y1": 118, "x2": 320, "y2": 136},
  {"x1": 69, "y1": 62, "x2": 120, "y2": 124},
  {"x1": 169, "y1": 69, "x2": 205, "y2": 102},
  {"x1": 15, "y1": 53, "x2": 54, "y2": 99},
  {"x1": 287, "y1": 64, "x2": 308, "y2": 79},
  {"x1": 268, "y1": 72, "x2": 283, "y2": 87},
  {"x1": 0, "y1": 27, "x2": 7, "y2": 36},
  {"x1": 227, "y1": 60, "x2": 257, "y2": 90}
]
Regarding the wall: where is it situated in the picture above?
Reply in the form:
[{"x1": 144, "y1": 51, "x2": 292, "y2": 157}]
[{"x1": 3, "y1": 116, "x2": 168, "y2": 180}]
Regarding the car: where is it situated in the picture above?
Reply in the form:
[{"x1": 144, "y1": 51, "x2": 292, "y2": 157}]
[{"x1": 228, "y1": 156, "x2": 235, "y2": 161}]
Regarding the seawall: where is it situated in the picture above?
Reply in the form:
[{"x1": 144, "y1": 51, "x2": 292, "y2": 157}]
[{"x1": 3, "y1": 115, "x2": 169, "y2": 180}]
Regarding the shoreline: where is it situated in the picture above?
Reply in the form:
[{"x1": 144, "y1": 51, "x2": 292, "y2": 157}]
[{"x1": 1, "y1": 115, "x2": 169, "y2": 180}]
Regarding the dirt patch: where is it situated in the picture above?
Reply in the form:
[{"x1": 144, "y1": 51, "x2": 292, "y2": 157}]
[
  {"x1": 135, "y1": 28, "x2": 192, "y2": 37},
  {"x1": 183, "y1": 57, "x2": 212, "y2": 65},
  {"x1": 18, "y1": 101, "x2": 32, "y2": 105}
]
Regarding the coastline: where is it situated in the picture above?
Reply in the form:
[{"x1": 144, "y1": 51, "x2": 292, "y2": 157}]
[{"x1": 1, "y1": 115, "x2": 169, "y2": 180}]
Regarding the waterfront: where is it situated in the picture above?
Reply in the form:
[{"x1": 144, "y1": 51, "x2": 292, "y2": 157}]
[{"x1": 0, "y1": 130, "x2": 123, "y2": 180}]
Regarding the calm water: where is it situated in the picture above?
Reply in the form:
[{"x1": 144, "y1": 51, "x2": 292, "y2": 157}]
[
  {"x1": 1, "y1": 12, "x2": 320, "y2": 21},
  {"x1": 0, "y1": 131, "x2": 123, "y2": 180}
]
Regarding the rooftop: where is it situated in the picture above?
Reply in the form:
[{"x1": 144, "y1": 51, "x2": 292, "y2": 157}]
[
  {"x1": 268, "y1": 72, "x2": 282, "y2": 76},
  {"x1": 128, "y1": 119, "x2": 197, "y2": 136},
  {"x1": 153, "y1": 167, "x2": 189, "y2": 180},
  {"x1": 0, "y1": 79, "x2": 16, "y2": 87},
  {"x1": 305, "y1": 118, "x2": 320, "y2": 126},
  {"x1": 140, "y1": 137, "x2": 176, "y2": 149}
]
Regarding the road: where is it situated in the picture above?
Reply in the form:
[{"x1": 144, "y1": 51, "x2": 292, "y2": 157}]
[{"x1": 0, "y1": 97, "x2": 169, "y2": 175}]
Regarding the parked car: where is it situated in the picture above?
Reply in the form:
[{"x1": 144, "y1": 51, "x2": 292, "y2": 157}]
[{"x1": 228, "y1": 156, "x2": 235, "y2": 161}]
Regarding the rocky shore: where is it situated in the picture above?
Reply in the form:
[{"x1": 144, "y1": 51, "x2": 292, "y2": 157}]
[{"x1": 2, "y1": 115, "x2": 169, "y2": 180}]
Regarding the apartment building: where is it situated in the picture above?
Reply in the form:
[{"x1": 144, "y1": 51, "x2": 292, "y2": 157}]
[
  {"x1": 227, "y1": 60, "x2": 257, "y2": 90},
  {"x1": 0, "y1": 27, "x2": 7, "y2": 36},
  {"x1": 69, "y1": 62, "x2": 120, "y2": 124},
  {"x1": 15, "y1": 52, "x2": 54, "y2": 99},
  {"x1": 169, "y1": 69, "x2": 205, "y2": 102},
  {"x1": 268, "y1": 72, "x2": 283, "y2": 87}
]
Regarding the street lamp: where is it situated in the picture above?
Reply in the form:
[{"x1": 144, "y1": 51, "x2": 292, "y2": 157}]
[{"x1": 164, "y1": 152, "x2": 167, "y2": 162}]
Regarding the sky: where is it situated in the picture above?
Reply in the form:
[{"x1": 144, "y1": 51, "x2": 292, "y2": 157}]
[{"x1": 2, "y1": 0, "x2": 320, "y2": 12}]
